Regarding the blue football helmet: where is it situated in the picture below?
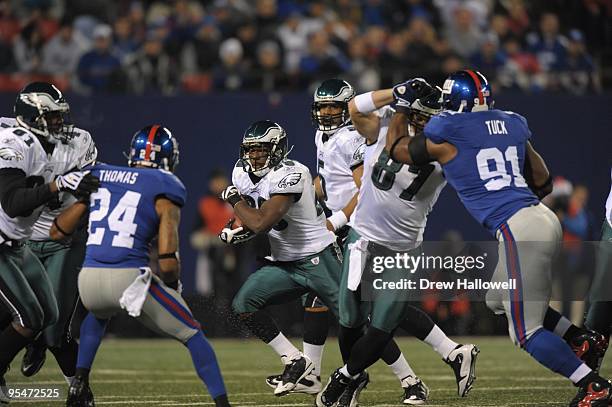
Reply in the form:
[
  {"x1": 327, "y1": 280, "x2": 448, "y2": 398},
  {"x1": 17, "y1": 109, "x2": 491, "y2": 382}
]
[
  {"x1": 440, "y1": 70, "x2": 493, "y2": 113},
  {"x1": 127, "y1": 125, "x2": 179, "y2": 172}
]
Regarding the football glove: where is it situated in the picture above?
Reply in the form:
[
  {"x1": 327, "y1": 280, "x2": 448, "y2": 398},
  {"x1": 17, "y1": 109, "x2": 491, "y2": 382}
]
[
  {"x1": 220, "y1": 185, "x2": 242, "y2": 207},
  {"x1": 393, "y1": 78, "x2": 432, "y2": 108},
  {"x1": 55, "y1": 171, "x2": 100, "y2": 198},
  {"x1": 219, "y1": 218, "x2": 256, "y2": 245}
]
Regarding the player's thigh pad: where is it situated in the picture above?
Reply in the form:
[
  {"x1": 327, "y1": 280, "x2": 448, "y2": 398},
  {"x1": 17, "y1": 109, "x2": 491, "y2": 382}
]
[
  {"x1": 294, "y1": 245, "x2": 342, "y2": 317},
  {"x1": 139, "y1": 277, "x2": 200, "y2": 343},
  {"x1": 339, "y1": 228, "x2": 370, "y2": 329},
  {"x1": 0, "y1": 246, "x2": 45, "y2": 330},
  {"x1": 232, "y1": 264, "x2": 308, "y2": 314},
  {"x1": 78, "y1": 267, "x2": 141, "y2": 319},
  {"x1": 493, "y1": 203, "x2": 561, "y2": 346},
  {"x1": 22, "y1": 245, "x2": 59, "y2": 329}
]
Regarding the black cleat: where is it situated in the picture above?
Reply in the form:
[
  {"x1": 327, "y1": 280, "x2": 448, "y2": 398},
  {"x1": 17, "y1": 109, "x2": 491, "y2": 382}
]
[
  {"x1": 66, "y1": 375, "x2": 95, "y2": 407},
  {"x1": 570, "y1": 378, "x2": 612, "y2": 407},
  {"x1": 445, "y1": 344, "x2": 479, "y2": 397},
  {"x1": 316, "y1": 368, "x2": 353, "y2": 407},
  {"x1": 274, "y1": 354, "x2": 314, "y2": 396},
  {"x1": 570, "y1": 329, "x2": 609, "y2": 373},
  {"x1": 401, "y1": 375, "x2": 429, "y2": 405},
  {"x1": 21, "y1": 342, "x2": 46, "y2": 377},
  {"x1": 337, "y1": 371, "x2": 369, "y2": 407}
]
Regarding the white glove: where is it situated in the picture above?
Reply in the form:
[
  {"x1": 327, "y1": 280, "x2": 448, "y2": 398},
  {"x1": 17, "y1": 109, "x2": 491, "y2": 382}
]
[
  {"x1": 219, "y1": 219, "x2": 256, "y2": 244},
  {"x1": 55, "y1": 171, "x2": 87, "y2": 192}
]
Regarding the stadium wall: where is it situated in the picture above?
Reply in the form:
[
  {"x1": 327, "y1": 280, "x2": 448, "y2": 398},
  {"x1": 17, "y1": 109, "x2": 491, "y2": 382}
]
[{"x1": 0, "y1": 92, "x2": 609, "y2": 293}]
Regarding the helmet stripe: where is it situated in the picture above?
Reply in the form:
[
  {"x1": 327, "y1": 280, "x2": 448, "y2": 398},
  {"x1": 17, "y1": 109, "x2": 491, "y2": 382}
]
[
  {"x1": 144, "y1": 124, "x2": 160, "y2": 161},
  {"x1": 464, "y1": 70, "x2": 484, "y2": 105}
]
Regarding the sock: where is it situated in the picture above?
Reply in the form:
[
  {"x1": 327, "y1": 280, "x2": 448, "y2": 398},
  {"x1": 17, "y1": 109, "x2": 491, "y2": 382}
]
[
  {"x1": 388, "y1": 354, "x2": 416, "y2": 383},
  {"x1": 303, "y1": 343, "x2": 324, "y2": 377},
  {"x1": 0, "y1": 324, "x2": 32, "y2": 373},
  {"x1": 346, "y1": 327, "x2": 393, "y2": 376},
  {"x1": 338, "y1": 325, "x2": 365, "y2": 363},
  {"x1": 241, "y1": 310, "x2": 281, "y2": 343},
  {"x1": 523, "y1": 328, "x2": 586, "y2": 380},
  {"x1": 570, "y1": 364, "x2": 593, "y2": 385},
  {"x1": 586, "y1": 301, "x2": 612, "y2": 337},
  {"x1": 303, "y1": 307, "x2": 328, "y2": 376},
  {"x1": 268, "y1": 333, "x2": 300, "y2": 360},
  {"x1": 49, "y1": 337, "x2": 78, "y2": 377},
  {"x1": 186, "y1": 332, "x2": 227, "y2": 400},
  {"x1": 339, "y1": 365, "x2": 359, "y2": 379},
  {"x1": 76, "y1": 313, "x2": 107, "y2": 371},
  {"x1": 398, "y1": 305, "x2": 436, "y2": 340},
  {"x1": 423, "y1": 325, "x2": 458, "y2": 359}
]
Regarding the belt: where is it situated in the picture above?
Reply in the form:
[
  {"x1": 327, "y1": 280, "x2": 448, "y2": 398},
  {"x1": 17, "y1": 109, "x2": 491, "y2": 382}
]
[{"x1": 0, "y1": 230, "x2": 24, "y2": 248}]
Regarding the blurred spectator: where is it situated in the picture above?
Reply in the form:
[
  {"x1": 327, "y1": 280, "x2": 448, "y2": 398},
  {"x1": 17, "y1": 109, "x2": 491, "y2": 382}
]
[
  {"x1": 13, "y1": 20, "x2": 44, "y2": 73},
  {"x1": 113, "y1": 16, "x2": 139, "y2": 64},
  {"x1": 498, "y1": 37, "x2": 540, "y2": 91},
  {"x1": 276, "y1": 10, "x2": 311, "y2": 72},
  {"x1": 77, "y1": 24, "x2": 123, "y2": 92},
  {"x1": 445, "y1": 5, "x2": 485, "y2": 58},
  {"x1": 42, "y1": 17, "x2": 87, "y2": 76},
  {"x1": 254, "y1": 0, "x2": 279, "y2": 38},
  {"x1": 345, "y1": 35, "x2": 380, "y2": 91},
  {"x1": 470, "y1": 32, "x2": 506, "y2": 84},
  {"x1": 248, "y1": 40, "x2": 288, "y2": 91},
  {"x1": 190, "y1": 169, "x2": 234, "y2": 297},
  {"x1": 212, "y1": 37, "x2": 248, "y2": 91},
  {"x1": 127, "y1": 34, "x2": 178, "y2": 95},
  {"x1": 557, "y1": 29, "x2": 599, "y2": 94},
  {"x1": 298, "y1": 30, "x2": 350, "y2": 86},
  {"x1": 503, "y1": 0, "x2": 530, "y2": 38},
  {"x1": 527, "y1": 12, "x2": 567, "y2": 74}
]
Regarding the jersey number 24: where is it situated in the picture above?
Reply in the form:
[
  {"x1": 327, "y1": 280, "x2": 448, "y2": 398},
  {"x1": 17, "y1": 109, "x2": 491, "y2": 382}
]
[{"x1": 87, "y1": 188, "x2": 141, "y2": 248}]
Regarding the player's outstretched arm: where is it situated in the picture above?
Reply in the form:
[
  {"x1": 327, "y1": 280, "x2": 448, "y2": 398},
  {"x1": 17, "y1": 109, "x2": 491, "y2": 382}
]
[
  {"x1": 50, "y1": 201, "x2": 89, "y2": 241},
  {"x1": 156, "y1": 197, "x2": 181, "y2": 287},
  {"x1": 524, "y1": 141, "x2": 553, "y2": 199},
  {"x1": 348, "y1": 89, "x2": 394, "y2": 144}
]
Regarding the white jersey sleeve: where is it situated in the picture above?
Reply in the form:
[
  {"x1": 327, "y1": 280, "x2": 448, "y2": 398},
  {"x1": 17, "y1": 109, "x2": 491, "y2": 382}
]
[
  {"x1": 268, "y1": 161, "x2": 307, "y2": 195},
  {"x1": 70, "y1": 128, "x2": 97, "y2": 169},
  {"x1": 0, "y1": 128, "x2": 34, "y2": 172},
  {"x1": 341, "y1": 132, "x2": 366, "y2": 170}
]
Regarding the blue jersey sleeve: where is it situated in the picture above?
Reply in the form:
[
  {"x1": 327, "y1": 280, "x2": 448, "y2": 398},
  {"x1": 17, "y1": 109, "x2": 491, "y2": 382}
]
[
  {"x1": 510, "y1": 112, "x2": 532, "y2": 141},
  {"x1": 158, "y1": 171, "x2": 187, "y2": 207},
  {"x1": 424, "y1": 114, "x2": 453, "y2": 144}
]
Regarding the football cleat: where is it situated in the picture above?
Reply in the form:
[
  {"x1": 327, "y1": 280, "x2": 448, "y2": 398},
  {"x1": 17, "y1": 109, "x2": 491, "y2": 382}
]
[
  {"x1": 274, "y1": 354, "x2": 314, "y2": 396},
  {"x1": 316, "y1": 368, "x2": 353, "y2": 407},
  {"x1": 445, "y1": 344, "x2": 479, "y2": 397},
  {"x1": 570, "y1": 329, "x2": 609, "y2": 372},
  {"x1": 401, "y1": 375, "x2": 429, "y2": 405},
  {"x1": 337, "y1": 371, "x2": 369, "y2": 407},
  {"x1": 570, "y1": 378, "x2": 612, "y2": 407},
  {"x1": 266, "y1": 373, "x2": 321, "y2": 394},
  {"x1": 0, "y1": 374, "x2": 9, "y2": 405},
  {"x1": 21, "y1": 342, "x2": 46, "y2": 377},
  {"x1": 66, "y1": 375, "x2": 95, "y2": 407}
]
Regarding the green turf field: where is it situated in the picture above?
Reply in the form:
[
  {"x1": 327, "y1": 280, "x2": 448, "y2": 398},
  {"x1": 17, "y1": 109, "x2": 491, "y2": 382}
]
[{"x1": 5, "y1": 336, "x2": 611, "y2": 406}]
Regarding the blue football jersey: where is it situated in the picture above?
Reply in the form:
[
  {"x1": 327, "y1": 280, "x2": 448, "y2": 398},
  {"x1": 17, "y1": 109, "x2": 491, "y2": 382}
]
[
  {"x1": 83, "y1": 163, "x2": 186, "y2": 268},
  {"x1": 424, "y1": 109, "x2": 540, "y2": 235}
]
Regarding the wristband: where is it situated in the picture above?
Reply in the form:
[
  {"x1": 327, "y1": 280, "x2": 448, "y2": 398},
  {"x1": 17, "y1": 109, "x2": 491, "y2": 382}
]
[
  {"x1": 227, "y1": 194, "x2": 242, "y2": 207},
  {"x1": 354, "y1": 92, "x2": 377, "y2": 114},
  {"x1": 327, "y1": 211, "x2": 348, "y2": 231},
  {"x1": 159, "y1": 252, "x2": 179, "y2": 260}
]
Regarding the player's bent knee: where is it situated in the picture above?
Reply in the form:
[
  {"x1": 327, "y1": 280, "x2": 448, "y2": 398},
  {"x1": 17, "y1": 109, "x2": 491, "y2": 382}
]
[{"x1": 231, "y1": 293, "x2": 260, "y2": 315}]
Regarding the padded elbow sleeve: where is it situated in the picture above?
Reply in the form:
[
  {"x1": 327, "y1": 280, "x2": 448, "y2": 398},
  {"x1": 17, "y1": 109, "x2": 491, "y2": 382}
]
[{"x1": 408, "y1": 133, "x2": 433, "y2": 166}]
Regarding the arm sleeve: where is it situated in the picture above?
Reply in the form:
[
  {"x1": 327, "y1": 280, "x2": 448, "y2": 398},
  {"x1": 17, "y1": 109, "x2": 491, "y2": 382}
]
[
  {"x1": 423, "y1": 114, "x2": 451, "y2": 144},
  {"x1": 0, "y1": 168, "x2": 56, "y2": 218},
  {"x1": 158, "y1": 172, "x2": 187, "y2": 207},
  {"x1": 268, "y1": 164, "x2": 307, "y2": 195},
  {"x1": 343, "y1": 133, "x2": 366, "y2": 170},
  {"x1": 514, "y1": 112, "x2": 532, "y2": 141},
  {"x1": 73, "y1": 129, "x2": 98, "y2": 169}
]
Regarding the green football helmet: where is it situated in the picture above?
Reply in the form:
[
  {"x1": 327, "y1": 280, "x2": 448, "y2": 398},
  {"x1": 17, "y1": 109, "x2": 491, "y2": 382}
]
[
  {"x1": 240, "y1": 120, "x2": 290, "y2": 177},
  {"x1": 311, "y1": 78, "x2": 355, "y2": 131}
]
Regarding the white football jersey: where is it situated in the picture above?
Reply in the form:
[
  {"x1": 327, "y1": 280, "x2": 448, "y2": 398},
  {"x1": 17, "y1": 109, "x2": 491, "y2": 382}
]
[
  {"x1": 606, "y1": 168, "x2": 611, "y2": 228},
  {"x1": 315, "y1": 125, "x2": 365, "y2": 212},
  {"x1": 350, "y1": 107, "x2": 446, "y2": 251},
  {"x1": 0, "y1": 117, "x2": 97, "y2": 241},
  {"x1": 232, "y1": 158, "x2": 335, "y2": 261}
]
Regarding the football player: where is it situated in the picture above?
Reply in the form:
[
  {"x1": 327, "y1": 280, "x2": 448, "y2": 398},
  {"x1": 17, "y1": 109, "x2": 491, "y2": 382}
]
[
  {"x1": 317, "y1": 81, "x2": 479, "y2": 407},
  {"x1": 220, "y1": 120, "x2": 345, "y2": 397},
  {"x1": 385, "y1": 70, "x2": 612, "y2": 407},
  {"x1": 50, "y1": 125, "x2": 230, "y2": 407},
  {"x1": 0, "y1": 83, "x2": 99, "y2": 403},
  {"x1": 583, "y1": 170, "x2": 611, "y2": 371},
  {"x1": 0, "y1": 85, "x2": 97, "y2": 383}
]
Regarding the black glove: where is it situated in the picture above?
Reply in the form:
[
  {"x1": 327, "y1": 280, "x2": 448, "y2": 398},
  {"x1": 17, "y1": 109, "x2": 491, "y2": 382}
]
[{"x1": 393, "y1": 78, "x2": 433, "y2": 108}]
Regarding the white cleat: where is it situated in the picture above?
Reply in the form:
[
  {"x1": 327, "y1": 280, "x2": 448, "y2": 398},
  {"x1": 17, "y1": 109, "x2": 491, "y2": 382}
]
[
  {"x1": 444, "y1": 344, "x2": 479, "y2": 397},
  {"x1": 274, "y1": 354, "x2": 314, "y2": 396}
]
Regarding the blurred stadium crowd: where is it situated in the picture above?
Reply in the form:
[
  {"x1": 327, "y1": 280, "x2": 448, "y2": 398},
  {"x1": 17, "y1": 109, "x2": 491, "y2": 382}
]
[{"x1": 0, "y1": 0, "x2": 610, "y2": 94}]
